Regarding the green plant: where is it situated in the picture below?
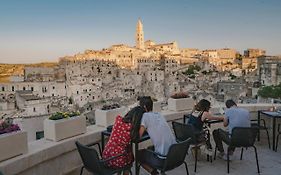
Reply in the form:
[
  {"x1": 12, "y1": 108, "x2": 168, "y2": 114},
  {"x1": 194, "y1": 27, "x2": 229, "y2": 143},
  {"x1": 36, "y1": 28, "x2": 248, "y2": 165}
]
[
  {"x1": 171, "y1": 92, "x2": 189, "y2": 99},
  {"x1": 49, "y1": 111, "x2": 80, "y2": 120}
]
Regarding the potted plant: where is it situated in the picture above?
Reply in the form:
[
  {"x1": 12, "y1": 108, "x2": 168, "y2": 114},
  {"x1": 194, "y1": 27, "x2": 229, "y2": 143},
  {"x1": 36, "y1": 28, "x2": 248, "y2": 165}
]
[
  {"x1": 44, "y1": 111, "x2": 86, "y2": 141},
  {"x1": 168, "y1": 92, "x2": 194, "y2": 111},
  {"x1": 0, "y1": 118, "x2": 28, "y2": 162},
  {"x1": 95, "y1": 103, "x2": 126, "y2": 127}
]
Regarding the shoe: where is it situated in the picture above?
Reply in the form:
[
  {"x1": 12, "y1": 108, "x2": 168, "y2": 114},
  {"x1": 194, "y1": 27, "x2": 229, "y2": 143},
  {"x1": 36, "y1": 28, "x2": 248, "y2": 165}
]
[
  {"x1": 217, "y1": 152, "x2": 225, "y2": 159},
  {"x1": 223, "y1": 154, "x2": 234, "y2": 161}
]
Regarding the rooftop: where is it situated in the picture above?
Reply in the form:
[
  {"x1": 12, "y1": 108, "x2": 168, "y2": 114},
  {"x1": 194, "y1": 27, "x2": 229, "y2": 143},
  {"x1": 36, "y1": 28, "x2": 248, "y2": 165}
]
[{"x1": 0, "y1": 103, "x2": 281, "y2": 175}]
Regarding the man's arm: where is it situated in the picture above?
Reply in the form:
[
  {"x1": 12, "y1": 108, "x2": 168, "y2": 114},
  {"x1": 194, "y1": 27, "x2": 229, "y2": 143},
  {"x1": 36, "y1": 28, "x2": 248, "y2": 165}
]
[
  {"x1": 223, "y1": 116, "x2": 228, "y2": 127},
  {"x1": 139, "y1": 125, "x2": 146, "y2": 138}
]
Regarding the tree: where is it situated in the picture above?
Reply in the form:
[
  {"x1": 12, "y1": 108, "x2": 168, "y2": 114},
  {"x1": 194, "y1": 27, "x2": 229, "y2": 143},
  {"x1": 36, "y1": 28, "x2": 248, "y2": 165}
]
[{"x1": 258, "y1": 83, "x2": 281, "y2": 98}]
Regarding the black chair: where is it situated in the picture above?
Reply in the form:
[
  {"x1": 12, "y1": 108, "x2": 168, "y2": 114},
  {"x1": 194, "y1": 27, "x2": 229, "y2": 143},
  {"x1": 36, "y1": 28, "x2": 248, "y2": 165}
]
[
  {"x1": 251, "y1": 119, "x2": 270, "y2": 149},
  {"x1": 172, "y1": 121, "x2": 206, "y2": 173},
  {"x1": 75, "y1": 141, "x2": 132, "y2": 175},
  {"x1": 139, "y1": 138, "x2": 191, "y2": 175},
  {"x1": 276, "y1": 123, "x2": 281, "y2": 151},
  {"x1": 214, "y1": 127, "x2": 260, "y2": 174}
]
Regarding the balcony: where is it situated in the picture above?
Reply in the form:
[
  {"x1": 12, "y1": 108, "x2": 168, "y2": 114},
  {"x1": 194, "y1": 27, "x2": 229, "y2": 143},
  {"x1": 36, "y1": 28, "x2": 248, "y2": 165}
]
[{"x1": 0, "y1": 103, "x2": 281, "y2": 175}]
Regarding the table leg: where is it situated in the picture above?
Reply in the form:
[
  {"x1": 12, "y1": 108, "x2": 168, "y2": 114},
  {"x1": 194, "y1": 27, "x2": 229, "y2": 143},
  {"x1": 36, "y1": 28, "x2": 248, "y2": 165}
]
[
  {"x1": 101, "y1": 133, "x2": 105, "y2": 151},
  {"x1": 135, "y1": 143, "x2": 139, "y2": 175},
  {"x1": 258, "y1": 111, "x2": 261, "y2": 141},
  {"x1": 273, "y1": 118, "x2": 276, "y2": 151}
]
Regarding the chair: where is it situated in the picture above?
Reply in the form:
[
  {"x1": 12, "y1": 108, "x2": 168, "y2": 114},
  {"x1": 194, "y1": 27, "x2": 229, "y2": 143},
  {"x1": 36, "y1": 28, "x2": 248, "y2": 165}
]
[
  {"x1": 139, "y1": 138, "x2": 192, "y2": 175},
  {"x1": 276, "y1": 124, "x2": 281, "y2": 151},
  {"x1": 251, "y1": 119, "x2": 270, "y2": 149},
  {"x1": 75, "y1": 141, "x2": 132, "y2": 175},
  {"x1": 214, "y1": 127, "x2": 260, "y2": 174},
  {"x1": 172, "y1": 121, "x2": 207, "y2": 172}
]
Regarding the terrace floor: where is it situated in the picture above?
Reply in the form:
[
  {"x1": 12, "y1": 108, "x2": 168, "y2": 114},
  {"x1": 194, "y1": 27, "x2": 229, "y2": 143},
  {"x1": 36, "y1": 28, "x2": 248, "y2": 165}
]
[{"x1": 136, "y1": 138, "x2": 281, "y2": 175}]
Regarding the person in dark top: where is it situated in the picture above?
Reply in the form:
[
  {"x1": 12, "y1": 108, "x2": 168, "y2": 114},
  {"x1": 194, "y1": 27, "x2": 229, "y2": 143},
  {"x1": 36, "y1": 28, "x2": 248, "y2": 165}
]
[{"x1": 188, "y1": 99, "x2": 224, "y2": 150}]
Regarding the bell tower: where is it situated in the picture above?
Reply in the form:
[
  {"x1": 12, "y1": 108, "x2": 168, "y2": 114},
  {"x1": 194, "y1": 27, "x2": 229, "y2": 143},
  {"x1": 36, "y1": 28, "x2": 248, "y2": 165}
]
[{"x1": 135, "y1": 19, "x2": 144, "y2": 49}]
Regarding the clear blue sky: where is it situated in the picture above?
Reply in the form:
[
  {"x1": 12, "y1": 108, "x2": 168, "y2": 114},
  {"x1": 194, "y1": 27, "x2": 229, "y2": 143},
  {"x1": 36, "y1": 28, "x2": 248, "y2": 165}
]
[{"x1": 0, "y1": 0, "x2": 281, "y2": 63}]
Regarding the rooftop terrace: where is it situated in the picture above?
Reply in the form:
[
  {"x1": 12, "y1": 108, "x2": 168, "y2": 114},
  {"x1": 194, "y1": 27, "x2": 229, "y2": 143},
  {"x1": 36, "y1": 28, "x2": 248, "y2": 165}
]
[{"x1": 0, "y1": 103, "x2": 281, "y2": 175}]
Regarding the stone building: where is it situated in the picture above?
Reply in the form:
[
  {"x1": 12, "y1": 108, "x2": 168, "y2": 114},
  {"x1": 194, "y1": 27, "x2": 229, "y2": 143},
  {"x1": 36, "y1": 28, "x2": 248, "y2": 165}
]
[
  {"x1": 257, "y1": 56, "x2": 281, "y2": 86},
  {"x1": 244, "y1": 48, "x2": 266, "y2": 58}
]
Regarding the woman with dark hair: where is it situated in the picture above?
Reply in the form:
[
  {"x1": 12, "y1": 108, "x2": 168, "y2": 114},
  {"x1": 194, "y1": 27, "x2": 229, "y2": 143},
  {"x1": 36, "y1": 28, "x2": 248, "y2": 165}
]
[
  {"x1": 188, "y1": 99, "x2": 224, "y2": 150},
  {"x1": 102, "y1": 106, "x2": 145, "y2": 174}
]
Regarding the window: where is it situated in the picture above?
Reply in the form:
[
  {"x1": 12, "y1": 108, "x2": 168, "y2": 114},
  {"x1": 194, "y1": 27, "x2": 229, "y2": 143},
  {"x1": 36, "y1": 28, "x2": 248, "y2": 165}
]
[
  {"x1": 23, "y1": 87, "x2": 26, "y2": 90},
  {"x1": 31, "y1": 87, "x2": 34, "y2": 91},
  {"x1": 12, "y1": 86, "x2": 14, "y2": 91},
  {"x1": 1, "y1": 87, "x2": 4, "y2": 91},
  {"x1": 53, "y1": 86, "x2": 55, "y2": 89},
  {"x1": 33, "y1": 107, "x2": 36, "y2": 112}
]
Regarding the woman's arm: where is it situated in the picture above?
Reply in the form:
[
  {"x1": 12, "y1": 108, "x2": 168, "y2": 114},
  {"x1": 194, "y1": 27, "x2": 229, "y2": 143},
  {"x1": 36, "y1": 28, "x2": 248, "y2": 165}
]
[{"x1": 201, "y1": 112, "x2": 224, "y2": 121}]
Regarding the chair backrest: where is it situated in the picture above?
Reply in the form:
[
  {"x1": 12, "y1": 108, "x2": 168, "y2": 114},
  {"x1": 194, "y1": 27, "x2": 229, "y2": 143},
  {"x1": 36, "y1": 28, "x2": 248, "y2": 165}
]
[
  {"x1": 163, "y1": 138, "x2": 192, "y2": 171},
  {"x1": 75, "y1": 141, "x2": 103, "y2": 174},
  {"x1": 231, "y1": 127, "x2": 259, "y2": 147},
  {"x1": 172, "y1": 121, "x2": 196, "y2": 143}
]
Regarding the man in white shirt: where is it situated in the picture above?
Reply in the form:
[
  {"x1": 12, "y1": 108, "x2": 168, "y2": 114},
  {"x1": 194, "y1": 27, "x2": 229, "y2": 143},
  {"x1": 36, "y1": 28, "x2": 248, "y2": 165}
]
[{"x1": 138, "y1": 96, "x2": 176, "y2": 175}]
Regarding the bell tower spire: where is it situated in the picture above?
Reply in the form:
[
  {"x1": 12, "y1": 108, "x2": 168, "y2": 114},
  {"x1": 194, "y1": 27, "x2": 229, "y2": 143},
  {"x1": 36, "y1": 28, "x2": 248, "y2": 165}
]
[{"x1": 135, "y1": 19, "x2": 144, "y2": 49}]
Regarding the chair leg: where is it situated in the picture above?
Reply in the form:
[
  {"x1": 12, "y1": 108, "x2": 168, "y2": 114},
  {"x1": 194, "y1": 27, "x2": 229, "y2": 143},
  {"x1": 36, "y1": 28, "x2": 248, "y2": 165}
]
[
  {"x1": 253, "y1": 146, "x2": 260, "y2": 173},
  {"x1": 227, "y1": 150, "x2": 230, "y2": 174},
  {"x1": 265, "y1": 129, "x2": 271, "y2": 149},
  {"x1": 80, "y1": 166, "x2": 84, "y2": 175},
  {"x1": 276, "y1": 133, "x2": 280, "y2": 151},
  {"x1": 240, "y1": 148, "x2": 244, "y2": 160},
  {"x1": 184, "y1": 161, "x2": 189, "y2": 175},
  {"x1": 194, "y1": 146, "x2": 198, "y2": 172},
  {"x1": 214, "y1": 146, "x2": 217, "y2": 160}
]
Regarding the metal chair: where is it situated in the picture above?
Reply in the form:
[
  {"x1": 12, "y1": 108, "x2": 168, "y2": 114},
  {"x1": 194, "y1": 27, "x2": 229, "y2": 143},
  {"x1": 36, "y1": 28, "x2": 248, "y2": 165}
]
[
  {"x1": 172, "y1": 121, "x2": 207, "y2": 173},
  {"x1": 214, "y1": 127, "x2": 260, "y2": 174},
  {"x1": 139, "y1": 138, "x2": 191, "y2": 175},
  {"x1": 75, "y1": 141, "x2": 132, "y2": 175},
  {"x1": 251, "y1": 119, "x2": 271, "y2": 149}
]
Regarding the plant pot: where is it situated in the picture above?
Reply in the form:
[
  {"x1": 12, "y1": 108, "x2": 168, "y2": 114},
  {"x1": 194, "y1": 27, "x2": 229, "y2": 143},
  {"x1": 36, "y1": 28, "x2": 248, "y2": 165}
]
[
  {"x1": 168, "y1": 98, "x2": 194, "y2": 111},
  {"x1": 0, "y1": 131, "x2": 28, "y2": 162},
  {"x1": 95, "y1": 107, "x2": 127, "y2": 127},
  {"x1": 44, "y1": 116, "x2": 86, "y2": 142}
]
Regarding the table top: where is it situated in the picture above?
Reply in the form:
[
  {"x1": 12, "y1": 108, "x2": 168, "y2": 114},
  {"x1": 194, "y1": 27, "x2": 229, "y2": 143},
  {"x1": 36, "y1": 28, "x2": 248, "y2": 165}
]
[
  {"x1": 259, "y1": 111, "x2": 281, "y2": 118},
  {"x1": 102, "y1": 130, "x2": 150, "y2": 143},
  {"x1": 205, "y1": 119, "x2": 223, "y2": 124}
]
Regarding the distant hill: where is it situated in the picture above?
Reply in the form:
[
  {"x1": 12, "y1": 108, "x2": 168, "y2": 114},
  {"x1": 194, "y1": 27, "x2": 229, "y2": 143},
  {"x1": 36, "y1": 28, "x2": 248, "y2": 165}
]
[{"x1": 0, "y1": 62, "x2": 58, "y2": 83}]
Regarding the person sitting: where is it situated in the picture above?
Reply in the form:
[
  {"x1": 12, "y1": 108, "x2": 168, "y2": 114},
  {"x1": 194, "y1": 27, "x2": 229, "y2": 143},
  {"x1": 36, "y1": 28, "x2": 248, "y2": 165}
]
[
  {"x1": 138, "y1": 96, "x2": 176, "y2": 175},
  {"x1": 213, "y1": 99, "x2": 251, "y2": 160},
  {"x1": 188, "y1": 99, "x2": 224, "y2": 150},
  {"x1": 102, "y1": 106, "x2": 145, "y2": 175}
]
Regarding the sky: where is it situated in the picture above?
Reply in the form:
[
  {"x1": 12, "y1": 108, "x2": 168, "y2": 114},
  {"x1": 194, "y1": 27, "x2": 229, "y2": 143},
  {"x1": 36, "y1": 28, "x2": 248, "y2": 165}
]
[{"x1": 0, "y1": 0, "x2": 281, "y2": 64}]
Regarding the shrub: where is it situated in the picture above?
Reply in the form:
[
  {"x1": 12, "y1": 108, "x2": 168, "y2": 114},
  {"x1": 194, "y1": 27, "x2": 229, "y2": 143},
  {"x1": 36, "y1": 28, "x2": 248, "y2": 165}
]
[
  {"x1": 101, "y1": 103, "x2": 120, "y2": 110},
  {"x1": 49, "y1": 111, "x2": 80, "y2": 120},
  {"x1": 170, "y1": 92, "x2": 189, "y2": 99}
]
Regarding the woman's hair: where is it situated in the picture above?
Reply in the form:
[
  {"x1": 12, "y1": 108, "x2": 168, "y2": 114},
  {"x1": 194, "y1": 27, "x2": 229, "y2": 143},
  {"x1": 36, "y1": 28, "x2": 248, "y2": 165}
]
[
  {"x1": 195, "y1": 99, "x2": 211, "y2": 112},
  {"x1": 122, "y1": 106, "x2": 145, "y2": 141}
]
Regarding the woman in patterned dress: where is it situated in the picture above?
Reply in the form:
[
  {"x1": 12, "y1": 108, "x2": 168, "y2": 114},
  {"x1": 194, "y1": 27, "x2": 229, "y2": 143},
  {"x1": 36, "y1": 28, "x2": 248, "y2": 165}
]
[{"x1": 102, "y1": 106, "x2": 145, "y2": 174}]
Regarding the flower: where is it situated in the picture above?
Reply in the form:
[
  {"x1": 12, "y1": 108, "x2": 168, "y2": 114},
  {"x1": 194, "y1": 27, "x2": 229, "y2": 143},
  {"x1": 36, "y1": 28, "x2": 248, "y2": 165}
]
[
  {"x1": 170, "y1": 92, "x2": 189, "y2": 99},
  {"x1": 0, "y1": 118, "x2": 20, "y2": 135},
  {"x1": 49, "y1": 111, "x2": 80, "y2": 120}
]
